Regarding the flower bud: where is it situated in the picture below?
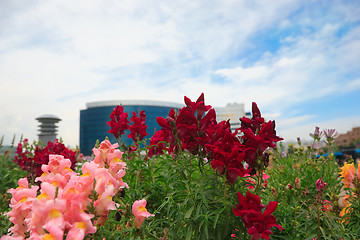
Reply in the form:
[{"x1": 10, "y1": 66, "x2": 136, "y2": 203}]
[
  {"x1": 272, "y1": 188, "x2": 278, "y2": 197},
  {"x1": 302, "y1": 187, "x2": 309, "y2": 196},
  {"x1": 295, "y1": 177, "x2": 301, "y2": 188}
]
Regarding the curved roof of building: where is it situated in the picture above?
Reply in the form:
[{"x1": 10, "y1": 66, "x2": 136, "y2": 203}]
[
  {"x1": 36, "y1": 114, "x2": 61, "y2": 121},
  {"x1": 86, "y1": 100, "x2": 184, "y2": 109}
]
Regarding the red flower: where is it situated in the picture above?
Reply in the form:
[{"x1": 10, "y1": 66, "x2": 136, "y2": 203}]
[
  {"x1": 148, "y1": 109, "x2": 177, "y2": 157},
  {"x1": 206, "y1": 123, "x2": 250, "y2": 183},
  {"x1": 239, "y1": 102, "x2": 265, "y2": 133},
  {"x1": 128, "y1": 110, "x2": 148, "y2": 143},
  {"x1": 184, "y1": 93, "x2": 211, "y2": 120},
  {"x1": 177, "y1": 93, "x2": 215, "y2": 155},
  {"x1": 14, "y1": 139, "x2": 78, "y2": 179},
  {"x1": 107, "y1": 105, "x2": 130, "y2": 139},
  {"x1": 149, "y1": 93, "x2": 217, "y2": 157},
  {"x1": 148, "y1": 96, "x2": 281, "y2": 184},
  {"x1": 240, "y1": 105, "x2": 283, "y2": 169},
  {"x1": 233, "y1": 191, "x2": 283, "y2": 240}
]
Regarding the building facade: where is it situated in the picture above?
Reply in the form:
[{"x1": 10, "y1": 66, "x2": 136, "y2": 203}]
[
  {"x1": 215, "y1": 103, "x2": 245, "y2": 132},
  {"x1": 334, "y1": 126, "x2": 360, "y2": 147},
  {"x1": 80, "y1": 100, "x2": 184, "y2": 155},
  {"x1": 79, "y1": 100, "x2": 245, "y2": 156}
]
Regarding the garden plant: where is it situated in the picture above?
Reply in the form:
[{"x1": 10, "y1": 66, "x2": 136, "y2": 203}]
[{"x1": 0, "y1": 93, "x2": 359, "y2": 239}]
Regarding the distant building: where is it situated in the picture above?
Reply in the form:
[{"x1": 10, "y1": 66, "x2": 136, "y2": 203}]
[
  {"x1": 79, "y1": 100, "x2": 183, "y2": 155},
  {"x1": 36, "y1": 114, "x2": 61, "y2": 144},
  {"x1": 79, "y1": 100, "x2": 245, "y2": 156},
  {"x1": 215, "y1": 103, "x2": 245, "y2": 132},
  {"x1": 334, "y1": 127, "x2": 360, "y2": 147}
]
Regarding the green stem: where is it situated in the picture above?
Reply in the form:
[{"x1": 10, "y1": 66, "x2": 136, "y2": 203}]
[
  {"x1": 254, "y1": 157, "x2": 264, "y2": 194},
  {"x1": 146, "y1": 151, "x2": 155, "y2": 184}
]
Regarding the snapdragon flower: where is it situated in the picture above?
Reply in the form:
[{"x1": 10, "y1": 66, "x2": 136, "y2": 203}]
[{"x1": 132, "y1": 199, "x2": 154, "y2": 229}]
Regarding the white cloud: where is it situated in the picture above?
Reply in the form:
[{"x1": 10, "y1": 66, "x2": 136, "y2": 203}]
[
  {"x1": 278, "y1": 115, "x2": 360, "y2": 143},
  {"x1": 213, "y1": 14, "x2": 360, "y2": 114},
  {"x1": 0, "y1": 0, "x2": 359, "y2": 148},
  {"x1": 215, "y1": 66, "x2": 269, "y2": 82}
]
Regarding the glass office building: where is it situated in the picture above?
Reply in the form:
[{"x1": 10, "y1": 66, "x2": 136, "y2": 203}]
[
  {"x1": 80, "y1": 100, "x2": 244, "y2": 156},
  {"x1": 79, "y1": 100, "x2": 184, "y2": 156}
]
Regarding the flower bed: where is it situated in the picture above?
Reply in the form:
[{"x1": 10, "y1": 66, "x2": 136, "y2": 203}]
[{"x1": 1, "y1": 93, "x2": 359, "y2": 239}]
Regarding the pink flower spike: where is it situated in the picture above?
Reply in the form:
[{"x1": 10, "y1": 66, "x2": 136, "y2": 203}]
[{"x1": 132, "y1": 199, "x2": 154, "y2": 229}]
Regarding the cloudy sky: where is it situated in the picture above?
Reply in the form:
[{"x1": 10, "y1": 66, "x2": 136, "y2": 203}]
[{"x1": 1, "y1": 0, "x2": 360, "y2": 148}]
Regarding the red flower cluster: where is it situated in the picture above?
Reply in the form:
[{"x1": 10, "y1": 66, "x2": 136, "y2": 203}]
[
  {"x1": 240, "y1": 103, "x2": 283, "y2": 170},
  {"x1": 107, "y1": 105, "x2": 130, "y2": 139},
  {"x1": 148, "y1": 94, "x2": 220, "y2": 157},
  {"x1": 233, "y1": 191, "x2": 283, "y2": 240},
  {"x1": 149, "y1": 108, "x2": 177, "y2": 156},
  {"x1": 148, "y1": 93, "x2": 283, "y2": 183},
  {"x1": 107, "y1": 106, "x2": 149, "y2": 144},
  {"x1": 128, "y1": 111, "x2": 148, "y2": 143},
  {"x1": 149, "y1": 94, "x2": 217, "y2": 156},
  {"x1": 14, "y1": 139, "x2": 78, "y2": 178},
  {"x1": 206, "y1": 121, "x2": 250, "y2": 183}
]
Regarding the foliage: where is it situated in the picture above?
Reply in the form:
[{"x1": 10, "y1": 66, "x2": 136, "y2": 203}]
[
  {"x1": 264, "y1": 130, "x2": 360, "y2": 239},
  {"x1": 119, "y1": 147, "x2": 248, "y2": 239}
]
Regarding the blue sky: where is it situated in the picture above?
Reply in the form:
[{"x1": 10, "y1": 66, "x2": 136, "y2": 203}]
[{"x1": 1, "y1": 0, "x2": 360, "y2": 147}]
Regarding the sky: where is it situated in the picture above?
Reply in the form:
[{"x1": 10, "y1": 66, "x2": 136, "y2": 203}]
[{"x1": 1, "y1": 0, "x2": 360, "y2": 148}]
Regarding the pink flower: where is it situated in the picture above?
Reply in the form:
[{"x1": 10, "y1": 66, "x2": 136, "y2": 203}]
[
  {"x1": 316, "y1": 178, "x2": 327, "y2": 192},
  {"x1": 106, "y1": 149, "x2": 129, "y2": 189},
  {"x1": 244, "y1": 171, "x2": 269, "y2": 189},
  {"x1": 0, "y1": 235, "x2": 24, "y2": 240},
  {"x1": 132, "y1": 199, "x2": 154, "y2": 228},
  {"x1": 94, "y1": 185, "x2": 117, "y2": 218},
  {"x1": 94, "y1": 168, "x2": 117, "y2": 196},
  {"x1": 66, "y1": 222, "x2": 87, "y2": 240},
  {"x1": 3, "y1": 142, "x2": 129, "y2": 239},
  {"x1": 311, "y1": 142, "x2": 321, "y2": 150},
  {"x1": 323, "y1": 128, "x2": 338, "y2": 139},
  {"x1": 35, "y1": 155, "x2": 76, "y2": 188},
  {"x1": 63, "y1": 205, "x2": 96, "y2": 237},
  {"x1": 92, "y1": 140, "x2": 119, "y2": 168},
  {"x1": 309, "y1": 126, "x2": 324, "y2": 141},
  {"x1": 6, "y1": 178, "x2": 39, "y2": 238},
  {"x1": 27, "y1": 198, "x2": 66, "y2": 238},
  {"x1": 322, "y1": 200, "x2": 332, "y2": 211}
]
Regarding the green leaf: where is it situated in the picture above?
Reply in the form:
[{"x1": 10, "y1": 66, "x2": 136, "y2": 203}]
[
  {"x1": 185, "y1": 205, "x2": 194, "y2": 219},
  {"x1": 204, "y1": 218, "x2": 209, "y2": 240},
  {"x1": 185, "y1": 226, "x2": 192, "y2": 240}
]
